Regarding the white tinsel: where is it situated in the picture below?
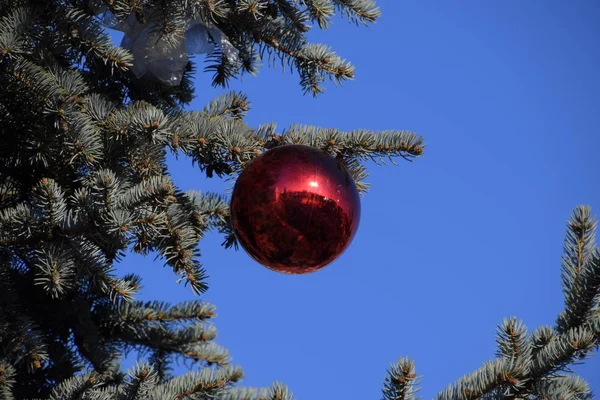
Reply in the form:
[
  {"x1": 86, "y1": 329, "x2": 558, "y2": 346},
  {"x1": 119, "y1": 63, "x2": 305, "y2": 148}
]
[{"x1": 88, "y1": 0, "x2": 239, "y2": 86}]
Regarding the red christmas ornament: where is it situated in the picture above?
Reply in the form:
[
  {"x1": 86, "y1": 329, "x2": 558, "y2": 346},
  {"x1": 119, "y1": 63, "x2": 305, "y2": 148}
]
[{"x1": 230, "y1": 144, "x2": 361, "y2": 274}]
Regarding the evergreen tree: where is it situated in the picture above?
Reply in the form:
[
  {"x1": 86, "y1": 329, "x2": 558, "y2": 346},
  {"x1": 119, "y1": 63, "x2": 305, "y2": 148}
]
[{"x1": 0, "y1": 1, "x2": 597, "y2": 400}]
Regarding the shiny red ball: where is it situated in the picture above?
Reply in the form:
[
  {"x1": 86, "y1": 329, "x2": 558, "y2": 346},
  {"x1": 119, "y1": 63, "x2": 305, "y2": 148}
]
[{"x1": 230, "y1": 144, "x2": 361, "y2": 274}]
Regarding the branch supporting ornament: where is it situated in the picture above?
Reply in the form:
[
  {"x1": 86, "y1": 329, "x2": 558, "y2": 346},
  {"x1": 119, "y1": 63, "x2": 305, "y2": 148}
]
[{"x1": 88, "y1": 0, "x2": 239, "y2": 86}]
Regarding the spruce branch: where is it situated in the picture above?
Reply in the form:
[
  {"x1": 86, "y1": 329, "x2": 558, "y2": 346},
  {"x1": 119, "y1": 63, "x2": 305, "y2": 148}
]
[
  {"x1": 8, "y1": 58, "x2": 57, "y2": 103},
  {"x1": 84, "y1": 93, "x2": 118, "y2": 124},
  {"x1": 0, "y1": 175, "x2": 19, "y2": 207},
  {"x1": 213, "y1": 382, "x2": 295, "y2": 400},
  {"x1": 66, "y1": 235, "x2": 137, "y2": 303},
  {"x1": 530, "y1": 317, "x2": 599, "y2": 380},
  {"x1": 154, "y1": 0, "x2": 188, "y2": 49},
  {"x1": 260, "y1": 39, "x2": 355, "y2": 96},
  {"x1": 272, "y1": 0, "x2": 311, "y2": 33},
  {"x1": 31, "y1": 244, "x2": 76, "y2": 299},
  {"x1": 48, "y1": 371, "x2": 104, "y2": 400},
  {"x1": 0, "y1": 5, "x2": 36, "y2": 59},
  {"x1": 116, "y1": 175, "x2": 175, "y2": 210},
  {"x1": 71, "y1": 295, "x2": 122, "y2": 374},
  {"x1": 495, "y1": 317, "x2": 532, "y2": 367},
  {"x1": 202, "y1": 91, "x2": 250, "y2": 120},
  {"x1": 155, "y1": 201, "x2": 209, "y2": 295},
  {"x1": 184, "y1": 190, "x2": 231, "y2": 241},
  {"x1": 0, "y1": 361, "x2": 16, "y2": 400},
  {"x1": 435, "y1": 358, "x2": 528, "y2": 400},
  {"x1": 341, "y1": 157, "x2": 370, "y2": 193},
  {"x1": 1, "y1": 321, "x2": 49, "y2": 374},
  {"x1": 159, "y1": 365, "x2": 244, "y2": 399},
  {"x1": 118, "y1": 300, "x2": 216, "y2": 324},
  {"x1": 332, "y1": 0, "x2": 381, "y2": 25},
  {"x1": 205, "y1": 50, "x2": 241, "y2": 88},
  {"x1": 531, "y1": 325, "x2": 557, "y2": 358},
  {"x1": 433, "y1": 207, "x2": 600, "y2": 400},
  {"x1": 0, "y1": 203, "x2": 39, "y2": 247},
  {"x1": 236, "y1": 0, "x2": 270, "y2": 20},
  {"x1": 0, "y1": 263, "x2": 52, "y2": 382},
  {"x1": 100, "y1": 299, "x2": 227, "y2": 366},
  {"x1": 557, "y1": 206, "x2": 600, "y2": 333},
  {"x1": 116, "y1": 313, "x2": 218, "y2": 346},
  {"x1": 45, "y1": 65, "x2": 90, "y2": 101},
  {"x1": 259, "y1": 124, "x2": 424, "y2": 192},
  {"x1": 530, "y1": 374, "x2": 593, "y2": 400},
  {"x1": 304, "y1": 0, "x2": 335, "y2": 29},
  {"x1": 295, "y1": 43, "x2": 355, "y2": 95},
  {"x1": 0, "y1": 360, "x2": 16, "y2": 400},
  {"x1": 86, "y1": 93, "x2": 424, "y2": 189},
  {"x1": 381, "y1": 357, "x2": 421, "y2": 400},
  {"x1": 433, "y1": 305, "x2": 600, "y2": 400},
  {"x1": 148, "y1": 349, "x2": 172, "y2": 382},
  {"x1": 63, "y1": 109, "x2": 105, "y2": 166},
  {"x1": 266, "y1": 382, "x2": 295, "y2": 400},
  {"x1": 119, "y1": 362, "x2": 159, "y2": 400},
  {"x1": 44, "y1": 334, "x2": 85, "y2": 386},
  {"x1": 185, "y1": 190, "x2": 229, "y2": 222},
  {"x1": 57, "y1": 6, "x2": 134, "y2": 73},
  {"x1": 271, "y1": 124, "x2": 424, "y2": 161},
  {"x1": 30, "y1": 178, "x2": 68, "y2": 230}
]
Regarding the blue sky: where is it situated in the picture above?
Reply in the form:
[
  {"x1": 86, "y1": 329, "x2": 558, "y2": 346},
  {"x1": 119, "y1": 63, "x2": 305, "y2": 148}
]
[{"x1": 116, "y1": 1, "x2": 600, "y2": 398}]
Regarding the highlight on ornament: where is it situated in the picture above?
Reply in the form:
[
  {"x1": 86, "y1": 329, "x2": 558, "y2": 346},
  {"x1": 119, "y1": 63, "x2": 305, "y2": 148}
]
[{"x1": 230, "y1": 145, "x2": 361, "y2": 274}]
